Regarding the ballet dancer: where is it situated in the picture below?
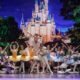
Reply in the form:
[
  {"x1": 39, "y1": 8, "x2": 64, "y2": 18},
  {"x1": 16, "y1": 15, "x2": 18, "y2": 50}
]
[
  {"x1": 10, "y1": 41, "x2": 19, "y2": 62},
  {"x1": 19, "y1": 45, "x2": 27, "y2": 73},
  {"x1": 39, "y1": 46, "x2": 53, "y2": 74},
  {"x1": 9, "y1": 41, "x2": 19, "y2": 73}
]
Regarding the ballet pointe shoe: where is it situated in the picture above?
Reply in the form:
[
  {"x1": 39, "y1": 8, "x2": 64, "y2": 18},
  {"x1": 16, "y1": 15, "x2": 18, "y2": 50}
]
[{"x1": 40, "y1": 71, "x2": 45, "y2": 74}]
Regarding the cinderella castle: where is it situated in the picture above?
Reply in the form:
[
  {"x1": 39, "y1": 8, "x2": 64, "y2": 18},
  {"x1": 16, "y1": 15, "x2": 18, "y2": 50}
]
[{"x1": 20, "y1": 0, "x2": 56, "y2": 43}]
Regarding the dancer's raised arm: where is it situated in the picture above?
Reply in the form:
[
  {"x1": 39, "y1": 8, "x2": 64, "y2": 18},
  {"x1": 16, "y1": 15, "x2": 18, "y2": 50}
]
[
  {"x1": 10, "y1": 42, "x2": 14, "y2": 50},
  {"x1": 75, "y1": 45, "x2": 80, "y2": 50},
  {"x1": 61, "y1": 42, "x2": 69, "y2": 49},
  {"x1": 2, "y1": 43, "x2": 9, "y2": 54},
  {"x1": 51, "y1": 43, "x2": 58, "y2": 51},
  {"x1": 15, "y1": 41, "x2": 19, "y2": 49}
]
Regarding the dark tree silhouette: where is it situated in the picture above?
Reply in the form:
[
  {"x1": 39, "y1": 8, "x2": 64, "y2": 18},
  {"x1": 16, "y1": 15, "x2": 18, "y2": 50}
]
[
  {"x1": 60, "y1": 0, "x2": 80, "y2": 46},
  {"x1": 0, "y1": 16, "x2": 22, "y2": 45}
]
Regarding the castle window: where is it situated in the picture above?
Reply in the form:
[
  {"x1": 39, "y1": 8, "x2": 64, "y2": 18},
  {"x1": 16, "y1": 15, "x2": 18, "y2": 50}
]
[{"x1": 31, "y1": 24, "x2": 35, "y2": 26}]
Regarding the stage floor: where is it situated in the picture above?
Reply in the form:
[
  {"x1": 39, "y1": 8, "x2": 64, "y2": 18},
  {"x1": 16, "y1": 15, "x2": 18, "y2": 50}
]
[{"x1": 0, "y1": 74, "x2": 80, "y2": 80}]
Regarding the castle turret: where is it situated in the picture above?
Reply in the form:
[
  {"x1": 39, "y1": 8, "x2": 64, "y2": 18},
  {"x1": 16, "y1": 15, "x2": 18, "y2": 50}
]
[
  {"x1": 44, "y1": 0, "x2": 48, "y2": 11},
  {"x1": 51, "y1": 16, "x2": 56, "y2": 34},
  {"x1": 40, "y1": 1, "x2": 45, "y2": 11},
  {"x1": 35, "y1": 0, "x2": 39, "y2": 13},
  {"x1": 43, "y1": 0, "x2": 49, "y2": 20},
  {"x1": 20, "y1": 13, "x2": 26, "y2": 30}
]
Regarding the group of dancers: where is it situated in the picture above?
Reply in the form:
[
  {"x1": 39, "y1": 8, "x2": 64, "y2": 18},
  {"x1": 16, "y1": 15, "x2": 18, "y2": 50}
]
[{"x1": 0, "y1": 34, "x2": 80, "y2": 74}]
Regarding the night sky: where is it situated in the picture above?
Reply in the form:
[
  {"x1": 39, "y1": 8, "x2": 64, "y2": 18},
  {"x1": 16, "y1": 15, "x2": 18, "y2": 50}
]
[{"x1": 0, "y1": 0, "x2": 74, "y2": 32}]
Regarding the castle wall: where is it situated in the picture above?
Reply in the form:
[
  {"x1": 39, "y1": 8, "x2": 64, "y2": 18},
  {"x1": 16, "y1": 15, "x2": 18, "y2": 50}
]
[{"x1": 26, "y1": 22, "x2": 54, "y2": 43}]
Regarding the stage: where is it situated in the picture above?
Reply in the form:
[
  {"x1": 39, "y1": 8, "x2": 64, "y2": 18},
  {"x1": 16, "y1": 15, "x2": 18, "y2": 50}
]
[{"x1": 0, "y1": 74, "x2": 80, "y2": 80}]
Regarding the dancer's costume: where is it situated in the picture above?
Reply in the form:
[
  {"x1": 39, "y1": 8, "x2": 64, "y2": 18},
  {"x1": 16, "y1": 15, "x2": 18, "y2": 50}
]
[
  {"x1": 29, "y1": 47, "x2": 35, "y2": 60},
  {"x1": 50, "y1": 50, "x2": 64, "y2": 63},
  {"x1": 25, "y1": 47, "x2": 35, "y2": 60},
  {"x1": 46, "y1": 49, "x2": 51, "y2": 61},
  {"x1": 9, "y1": 50, "x2": 20, "y2": 62}
]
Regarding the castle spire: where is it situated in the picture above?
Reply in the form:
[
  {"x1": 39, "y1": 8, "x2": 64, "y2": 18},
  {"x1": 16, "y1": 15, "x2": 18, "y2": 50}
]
[
  {"x1": 35, "y1": 0, "x2": 38, "y2": 3},
  {"x1": 44, "y1": 0, "x2": 48, "y2": 4},
  {"x1": 35, "y1": 0, "x2": 39, "y2": 13},
  {"x1": 44, "y1": 0, "x2": 48, "y2": 11},
  {"x1": 21, "y1": 13, "x2": 25, "y2": 25},
  {"x1": 20, "y1": 13, "x2": 25, "y2": 29}
]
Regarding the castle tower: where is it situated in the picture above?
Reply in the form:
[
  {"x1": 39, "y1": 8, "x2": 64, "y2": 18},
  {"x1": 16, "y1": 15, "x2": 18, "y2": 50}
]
[
  {"x1": 51, "y1": 17, "x2": 56, "y2": 34},
  {"x1": 43, "y1": 0, "x2": 49, "y2": 20},
  {"x1": 20, "y1": 13, "x2": 27, "y2": 36}
]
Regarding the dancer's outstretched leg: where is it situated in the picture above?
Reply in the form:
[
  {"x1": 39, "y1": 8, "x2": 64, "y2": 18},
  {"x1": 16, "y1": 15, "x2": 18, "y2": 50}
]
[
  {"x1": 36, "y1": 63, "x2": 40, "y2": 74},
  {"x1": 30, "y1": 61, "x2": 39, "y2": 73},
  {"x1": 22, "y1": 62, "x2": 25, "y2": 73},
  {"x1": 44, "y1": 56, "x2": 53, "y2": 74},
  {"x1": 30, "y1": 61, "x2": 36, "y2": 73},
  {"x1": 41, "y1": 62, "x2": 46, "y2": 73}
]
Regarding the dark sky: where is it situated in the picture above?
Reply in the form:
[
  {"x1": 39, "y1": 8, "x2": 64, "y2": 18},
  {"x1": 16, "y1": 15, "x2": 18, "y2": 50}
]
[{"x1": 0, "y1": 0, "x2": 74, "y2": 32}]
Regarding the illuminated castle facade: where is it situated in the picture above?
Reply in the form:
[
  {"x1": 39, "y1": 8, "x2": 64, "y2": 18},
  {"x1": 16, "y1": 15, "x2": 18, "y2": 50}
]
[{"x1": 20, "y1": 0, "x2": 56, "y2": 43}]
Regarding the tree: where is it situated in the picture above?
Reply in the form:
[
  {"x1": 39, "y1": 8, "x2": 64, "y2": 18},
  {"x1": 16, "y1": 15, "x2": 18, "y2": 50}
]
[
  {"x1": 0, "y1": 16, "x2": 22, "y2": 46},
  {"x1": 60, "y1": 0, "x2": 80, "y2": 46},
  {"x1": 60, "y1": 0, "x2": 80, "y2": 22}
]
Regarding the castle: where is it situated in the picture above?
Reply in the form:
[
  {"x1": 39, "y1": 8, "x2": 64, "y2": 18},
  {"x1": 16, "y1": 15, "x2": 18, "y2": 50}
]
[{"x1": 20, "y1": 0, "x2": 56, "y2": 43}]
